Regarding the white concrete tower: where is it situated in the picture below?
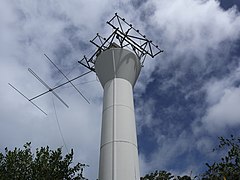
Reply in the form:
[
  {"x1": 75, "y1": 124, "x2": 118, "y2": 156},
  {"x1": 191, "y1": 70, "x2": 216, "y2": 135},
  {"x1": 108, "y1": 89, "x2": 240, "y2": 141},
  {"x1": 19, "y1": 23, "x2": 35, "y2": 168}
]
[
  {"x1": 78, "y1": 13, "x2": 162, "y2": 180},
  {"x1": 95, "y1": 47, "x2": 141, "y2": 180}
]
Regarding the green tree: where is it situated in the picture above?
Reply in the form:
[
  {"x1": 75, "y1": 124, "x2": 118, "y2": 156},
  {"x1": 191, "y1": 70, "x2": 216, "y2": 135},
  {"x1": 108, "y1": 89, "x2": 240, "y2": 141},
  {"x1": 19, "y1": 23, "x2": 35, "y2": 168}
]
[
  {"x1": 140, "y1": 170, "x2": 174, "y2": 180},
  {"x1": 140, "y1": 170, "x2": 193, "y2": 180},
  {"x1": 0, "y1": 142, "x2": 88, "y2": 180},
  {"x1": 202, "y1": 135, "x2": 240, "y2": 180}
]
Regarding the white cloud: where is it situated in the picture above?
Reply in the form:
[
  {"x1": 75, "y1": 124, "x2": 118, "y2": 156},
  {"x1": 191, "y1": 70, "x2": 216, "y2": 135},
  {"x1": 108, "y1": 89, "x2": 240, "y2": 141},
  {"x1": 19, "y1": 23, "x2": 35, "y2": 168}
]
[
  {"x1": 203, "y1": 87, "x2": 240, "y2": 132},
  {"x1": 143, "y1": 0, "x2": 240, "y2": 67},
  {"x1": 204, "y1": 64, "x2": 240, "y2": 105},
  {"x1": 136, "y1": 0, "x2": 240, "y2": 175},
  {"x1": 201, "y1": 64, "x2": 240, "y2": 133}
]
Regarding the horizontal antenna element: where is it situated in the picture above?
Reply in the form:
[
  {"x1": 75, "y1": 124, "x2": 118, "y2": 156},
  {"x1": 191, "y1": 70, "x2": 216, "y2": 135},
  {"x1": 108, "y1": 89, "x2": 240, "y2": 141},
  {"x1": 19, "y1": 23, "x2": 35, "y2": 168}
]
[{"x1": 8, "y1": 83, "x2": 47, "y2": 115}]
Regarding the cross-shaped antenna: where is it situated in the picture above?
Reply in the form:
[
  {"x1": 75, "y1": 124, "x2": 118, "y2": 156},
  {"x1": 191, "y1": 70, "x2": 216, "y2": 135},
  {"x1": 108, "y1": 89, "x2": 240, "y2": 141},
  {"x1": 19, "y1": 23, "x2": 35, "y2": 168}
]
[
  {"x1": 44, "y1": 54, "x2": 90, "y2": 104},
  {"x1": 9, "y1": 55, "x2": 91, "y2": 115},
  {"x1": 78, "y1": 13, "x2": 163, "y2": 72}
]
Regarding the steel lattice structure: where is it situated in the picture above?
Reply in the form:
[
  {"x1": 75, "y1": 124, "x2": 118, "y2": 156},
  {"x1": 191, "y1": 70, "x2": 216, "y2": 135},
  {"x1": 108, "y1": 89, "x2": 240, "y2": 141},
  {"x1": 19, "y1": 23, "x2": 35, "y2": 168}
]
[{"x1": 79, "y1": 13, "x2": 163, "y2": 72}]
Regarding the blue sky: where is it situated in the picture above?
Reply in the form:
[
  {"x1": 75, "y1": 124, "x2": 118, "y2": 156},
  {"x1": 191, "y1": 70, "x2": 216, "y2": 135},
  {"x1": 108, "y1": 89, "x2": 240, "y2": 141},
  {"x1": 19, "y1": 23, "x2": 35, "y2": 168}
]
[{"x1": 1, "y1": 0, "x2": 240, "y2": 179}]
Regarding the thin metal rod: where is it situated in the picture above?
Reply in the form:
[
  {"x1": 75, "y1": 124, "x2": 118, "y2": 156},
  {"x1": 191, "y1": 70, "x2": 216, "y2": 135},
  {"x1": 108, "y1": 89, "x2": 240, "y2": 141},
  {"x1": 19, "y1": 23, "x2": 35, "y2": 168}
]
[
  {"x1": 117, "y1": 15, "x2": 124, "y2": 32},
  {"x1": 51, "y1": 95, "x2": 68, "y2": 152},
  {"x1": 107, "y1": 16, "x2": 163, "y2": 55},
  {"x1": 29, "y1": 89, "x2": 51, "y2": 101},
  {"x1": 28, "y1": 68, "x2": 69, "y2": 108},
  {"x1": 115, "y1": 13, "x2": 147, "y2": 38},
  {"x1": 8, "y1": 83, "x2": 47, "y2": 115},
  {"x1": 44, "y1": 54, "x2": 90, "y2": 104},
  {"x1": 29, "y1": 71, "x2": 92, "y2": 101}
]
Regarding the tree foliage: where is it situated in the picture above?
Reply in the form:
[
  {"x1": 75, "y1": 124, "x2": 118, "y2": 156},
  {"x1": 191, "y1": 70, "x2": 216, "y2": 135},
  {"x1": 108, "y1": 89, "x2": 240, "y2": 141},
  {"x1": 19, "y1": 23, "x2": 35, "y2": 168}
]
[
  {"x1": 202, "y1": 135, "x2": 240, "y2": 179},
  {"x1": 140, "y1": 170, "x2": 192, "y2": 180},
  {"x1": 140, "y1": 170, "x2": 174, "y2": 180},
  {"x1": 1, "y1": 135, "x2": 239, "y2": 180},
  {"x1": 0, "y1": 142, "x2": 87, "y2": 180}
]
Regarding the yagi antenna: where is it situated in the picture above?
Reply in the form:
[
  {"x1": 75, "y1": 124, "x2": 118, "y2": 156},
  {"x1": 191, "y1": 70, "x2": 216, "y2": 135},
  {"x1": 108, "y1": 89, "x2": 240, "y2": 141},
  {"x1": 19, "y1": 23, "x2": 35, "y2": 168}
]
[
  {"x1": 9, "y1": 54, "x2": 92, "y2": 115},
  {"x1": 78, "y1": 13, "x2": 163, "y2": 72},
  {"x1": 44, "y1": 54, "x2": 90, "y2": 104}
]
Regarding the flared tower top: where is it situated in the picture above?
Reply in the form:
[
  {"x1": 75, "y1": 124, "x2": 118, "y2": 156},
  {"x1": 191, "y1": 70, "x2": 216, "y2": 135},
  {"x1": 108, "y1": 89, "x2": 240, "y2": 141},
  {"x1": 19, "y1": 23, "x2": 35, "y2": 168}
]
[{"x1": 95, "y1": 48, "x2": 141, "y2": 88}]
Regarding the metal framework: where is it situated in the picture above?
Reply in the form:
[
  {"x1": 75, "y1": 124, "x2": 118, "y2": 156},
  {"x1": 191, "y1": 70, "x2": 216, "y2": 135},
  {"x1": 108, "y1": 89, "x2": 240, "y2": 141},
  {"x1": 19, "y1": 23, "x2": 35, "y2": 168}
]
[{"x1": 78, "y1": 13, "x2": 163, "y2": 72}]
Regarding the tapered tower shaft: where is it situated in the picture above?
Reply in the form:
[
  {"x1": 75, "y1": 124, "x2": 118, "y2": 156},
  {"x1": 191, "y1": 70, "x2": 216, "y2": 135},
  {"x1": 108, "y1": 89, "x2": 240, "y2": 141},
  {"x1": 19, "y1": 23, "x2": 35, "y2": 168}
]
[{"x1": 95, "y1": 47, "x2": 141, "y2": 180}]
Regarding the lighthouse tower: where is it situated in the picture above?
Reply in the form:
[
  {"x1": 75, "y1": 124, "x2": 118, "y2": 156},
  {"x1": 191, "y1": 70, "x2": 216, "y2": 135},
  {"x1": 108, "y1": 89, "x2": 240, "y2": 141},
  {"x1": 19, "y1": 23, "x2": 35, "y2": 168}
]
[{"x1": 95, "y1": 46, "x2": 141, "y2": 180}]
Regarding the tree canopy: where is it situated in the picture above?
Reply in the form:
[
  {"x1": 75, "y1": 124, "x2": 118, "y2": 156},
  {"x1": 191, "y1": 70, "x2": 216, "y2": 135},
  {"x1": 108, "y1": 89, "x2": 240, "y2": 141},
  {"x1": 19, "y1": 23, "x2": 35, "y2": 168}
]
[
  {"x1": 202, "y1": 135, "x2": 240, "y2": 179},
  {"x1": 0, "y1": 135, "x2": 239, "y2": 179},
  {"x1": 140, "y1": 170, "x2": 192, "y2": 180},
  {"x1": 0, "y1": 142, "x2": 87, "y2": 180}
]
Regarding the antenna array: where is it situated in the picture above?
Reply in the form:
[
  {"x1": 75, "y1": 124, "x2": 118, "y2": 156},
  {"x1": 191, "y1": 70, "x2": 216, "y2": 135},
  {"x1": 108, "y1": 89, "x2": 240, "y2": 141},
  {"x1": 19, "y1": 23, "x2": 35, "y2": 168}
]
[
  {"x1": 9, "y1": 54, "x2": 91, "y2": 115},
  {"x1": 78, "y1": 13, "x2": 163, "y2": 72}
]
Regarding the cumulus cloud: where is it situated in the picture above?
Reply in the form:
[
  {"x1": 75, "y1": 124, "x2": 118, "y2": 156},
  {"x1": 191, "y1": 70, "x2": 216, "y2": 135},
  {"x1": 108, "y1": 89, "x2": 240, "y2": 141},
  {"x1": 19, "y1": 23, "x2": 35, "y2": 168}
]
[
  {"x1": 203, "y1": 82, "x2": 240, "y2": 133},
  {"x1": 135, "y1": 0, "x2": 240, "y2": 175}
]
